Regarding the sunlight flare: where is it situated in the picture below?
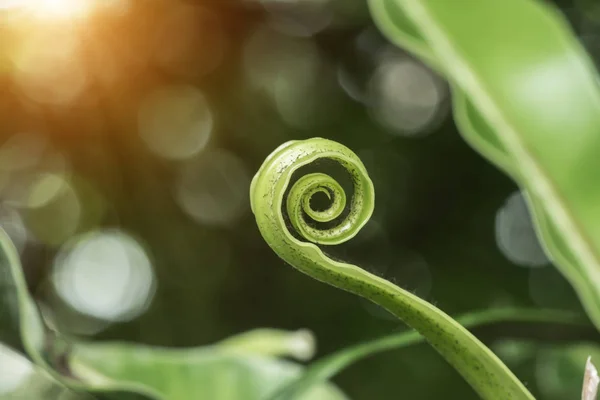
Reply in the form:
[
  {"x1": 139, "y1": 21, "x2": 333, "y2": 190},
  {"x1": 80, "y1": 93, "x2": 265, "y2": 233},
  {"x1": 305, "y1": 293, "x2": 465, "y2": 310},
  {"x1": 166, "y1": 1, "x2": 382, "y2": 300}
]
[{"x1": 1, "y1": 0, "x2": 94, "y2": 20}]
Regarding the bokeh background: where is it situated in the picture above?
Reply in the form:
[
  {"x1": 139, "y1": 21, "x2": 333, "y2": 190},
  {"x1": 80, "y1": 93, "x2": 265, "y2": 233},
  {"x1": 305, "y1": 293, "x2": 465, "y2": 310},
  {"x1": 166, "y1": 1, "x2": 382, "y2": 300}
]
[{"x1": 0, "y1": 0, "x2": 599, "y2": 398}]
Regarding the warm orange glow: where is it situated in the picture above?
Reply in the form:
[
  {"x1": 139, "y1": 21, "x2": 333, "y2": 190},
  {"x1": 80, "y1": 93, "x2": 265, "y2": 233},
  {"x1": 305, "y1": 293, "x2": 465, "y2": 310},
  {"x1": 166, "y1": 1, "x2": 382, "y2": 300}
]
[
  {"x1": 1, "y1": 0, "x2": 94, "y2": 20},
  {"x1": 27, "y1": 0, "x2": 92, "y2": 20}
]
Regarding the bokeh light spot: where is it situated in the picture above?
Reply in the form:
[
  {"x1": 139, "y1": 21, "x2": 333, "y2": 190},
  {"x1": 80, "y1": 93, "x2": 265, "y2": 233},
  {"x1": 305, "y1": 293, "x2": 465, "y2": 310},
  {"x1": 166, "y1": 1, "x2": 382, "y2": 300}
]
[
  {"x1": 27, "y1": 172, "x2": 67, "y2": 208},
  {"x1": 495, "y1": 191, "x2": 550, "y2": 267},
  {"x1": 52, "y1": 231, "x2": 156, "y2": 322},
  {"x1": 12, "y1": 31, "x2": 87, "y2": 106},
  {"x1": 138, "y1": 85, "x2": 213, "y2": 160},
  {"x1": 2, "y1": 146, "x2": 69, "y2": 211},
  {"x1": 369, "y1": 50, "x2": 446, "y2": 136},
  {"x1": 336, "y1": 27, "x2": 388, "y2": 104},
  {"x1": 24, "y1": 173, "x2": 80, "y2": 246},
  {"x1": 243, "y1": 27, "x2": 343, "y2": 129},
  {"x1": 0, "y1": 132, "x2": 48, "y2": 173},
  {"x1": 491, "y1": 340, "x2": 536, "y2": 367},
  {"x1": 260, "y1": 0, "x2": 333, "y2": 37},
  {"x1": 0, "y1": 344, "x2": 34, "y2": 395},
  {"x1": 0, "y1": 205, "x2": 28, "y2": 254},
  {"x1": 176, "y1": 149, "x2": 250, "y2": 227}
]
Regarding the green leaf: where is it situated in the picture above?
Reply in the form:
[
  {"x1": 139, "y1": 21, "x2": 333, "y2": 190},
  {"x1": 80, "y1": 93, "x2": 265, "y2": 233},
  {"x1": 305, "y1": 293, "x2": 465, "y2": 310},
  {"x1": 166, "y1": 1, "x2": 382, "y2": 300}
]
[
  {"x1": 0, "y1": 228, "x2": 48, "y2": 365},
  {"x1": 216, "y1": 328, "x2": 316, "y2": 361},
  {"x1": 69, "y1": 342, "x2": 348, "y2": 400},
  {"x1": 0, "y1": 240, "x2": 25, "y2": 353},
  {"x1": 369, "y1": 0, "x2": 600, "y2": 331},
  {"x1": 273, "y1": 308, "x2": 591, "y2": 400}
]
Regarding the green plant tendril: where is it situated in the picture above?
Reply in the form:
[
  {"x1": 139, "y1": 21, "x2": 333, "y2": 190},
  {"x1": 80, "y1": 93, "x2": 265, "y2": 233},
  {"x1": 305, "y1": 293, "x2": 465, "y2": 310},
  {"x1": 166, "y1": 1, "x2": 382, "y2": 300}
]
[{"x1": 250, "y1": 138, "x2": 534, "y2": 400}]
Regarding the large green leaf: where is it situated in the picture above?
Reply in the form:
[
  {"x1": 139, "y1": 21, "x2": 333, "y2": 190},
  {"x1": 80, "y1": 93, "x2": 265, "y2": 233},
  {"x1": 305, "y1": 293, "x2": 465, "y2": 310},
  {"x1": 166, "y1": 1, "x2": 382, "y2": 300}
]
[
  {"x1": 369, "y1": 0, "x2": 600, "y2": 330},
  {"x1": 69, "y1": 343, "x2": 347, "y2": 400}
]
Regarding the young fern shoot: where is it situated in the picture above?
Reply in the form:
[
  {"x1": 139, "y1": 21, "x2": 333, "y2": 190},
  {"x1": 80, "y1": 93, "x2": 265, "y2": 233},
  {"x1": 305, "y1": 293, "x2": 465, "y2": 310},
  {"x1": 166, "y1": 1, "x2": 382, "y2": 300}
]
[{"x1": 250, "y1": 138, "x2": 534, "y2": 400}]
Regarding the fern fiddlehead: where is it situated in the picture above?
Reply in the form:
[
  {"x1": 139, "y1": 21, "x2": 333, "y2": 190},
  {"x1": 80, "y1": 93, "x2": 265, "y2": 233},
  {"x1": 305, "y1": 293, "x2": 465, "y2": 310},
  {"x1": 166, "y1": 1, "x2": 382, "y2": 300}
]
[{"x1": 250, "y1": 137, "x2": 533, "y2": 400}]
